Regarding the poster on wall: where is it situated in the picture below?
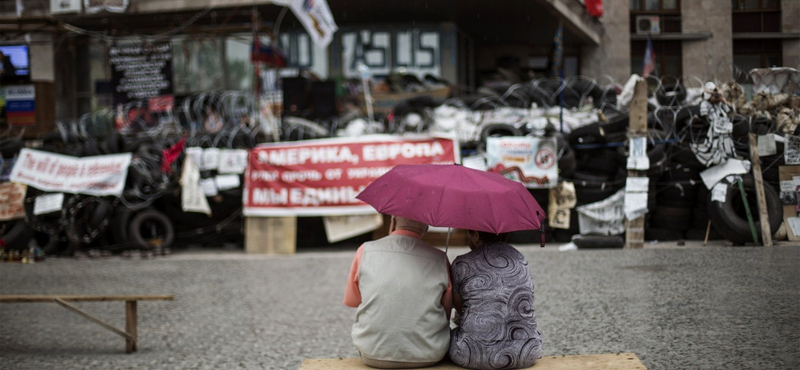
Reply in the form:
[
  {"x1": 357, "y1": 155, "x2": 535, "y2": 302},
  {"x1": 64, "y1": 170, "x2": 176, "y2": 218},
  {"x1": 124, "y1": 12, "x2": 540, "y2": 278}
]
[
  {"x1": 84, "y1": 0, "x2": 128, "y2": 13},
  {"x1": 109, "y1": 42, "x2": 173, "y2": 132},
  {"x1": 244, "y1": 135, "x2": 458, "y2": 216},
  {"x1": 485, "y1": 136, "x2": 558, "y2": 188}
]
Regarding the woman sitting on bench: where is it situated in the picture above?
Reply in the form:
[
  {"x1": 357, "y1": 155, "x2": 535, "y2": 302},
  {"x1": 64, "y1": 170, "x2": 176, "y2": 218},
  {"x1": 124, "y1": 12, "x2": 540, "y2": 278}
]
[{"x1": 449, "y1": 230, "x2": 543, "y2": 370}]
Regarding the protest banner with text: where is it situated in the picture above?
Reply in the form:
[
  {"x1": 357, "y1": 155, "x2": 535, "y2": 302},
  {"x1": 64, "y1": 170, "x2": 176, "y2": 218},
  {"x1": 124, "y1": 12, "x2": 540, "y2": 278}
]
[
  {"x1": 244, "y1": 135, "x2": 457, "y2": 216},
  {"x1": 10, "y1": 149, "x2": 132, "y2": 196}
]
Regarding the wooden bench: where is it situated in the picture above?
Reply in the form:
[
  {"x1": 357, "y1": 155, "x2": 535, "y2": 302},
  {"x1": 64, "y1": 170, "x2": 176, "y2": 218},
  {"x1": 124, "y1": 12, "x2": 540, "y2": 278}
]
[
  {"x1": 300, "y1": 353, "x2": 647, "y2": 370},
  {"x1": 0, "y1": 295, "x2": 174, "y2": 353}
]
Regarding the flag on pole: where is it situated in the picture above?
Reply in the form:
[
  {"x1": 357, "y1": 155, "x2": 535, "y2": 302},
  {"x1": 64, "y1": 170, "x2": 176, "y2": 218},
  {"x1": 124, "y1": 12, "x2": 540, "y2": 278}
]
[
  {"x1": 642, "y1": 35, "x2": 656, "y2": 77},
  {"x1": 551, "y1": 23, "x2": 564, "y2": 77}
]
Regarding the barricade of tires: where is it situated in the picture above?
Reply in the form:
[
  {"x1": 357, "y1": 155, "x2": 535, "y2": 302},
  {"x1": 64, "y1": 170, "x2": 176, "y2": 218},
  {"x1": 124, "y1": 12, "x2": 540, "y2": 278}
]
[{"x1": 0, "y1": 126, "x2": 254, "y2": 254}]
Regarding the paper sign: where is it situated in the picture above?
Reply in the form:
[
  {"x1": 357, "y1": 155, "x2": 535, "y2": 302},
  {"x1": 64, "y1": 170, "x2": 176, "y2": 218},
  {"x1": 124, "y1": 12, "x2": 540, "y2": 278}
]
[
  {"x1": 548, "y1": 181, "x2": 576, "y2": 230},
  {"x1": 787, "y1": 217, "x2": 800, "y2": 237},
  {"x1": 201, "y1": 148, "x2": 221, "y2": 171},
  {"x1": 785, "y1": 135, "x2": 800, "y2": 165},
  {"x1": 711, "y1": 182, "x2": 728, "y2": 203},
  {"x1": 0, "y1": 182, "x2": 26, "y2": 221},
  {"x1": 757, "y1": 134, "x2": 777, "y2": 157},
  {"x1": 218, "y1": 149, "x2": 249, "y2": 174},
  {"x1": 549, "y1": 181, "x2": 577, "y2": 209},
  {"x1": 323, "y1": 214, "x2": 383, "y2": 243},
  {"x1": 549, "y1": 208, "x2": 571, "y2": 230},
  {"x1": 180, "y1": 157, "x2": 211, "y2": 215},
  {"x1": 624, "y1": 192, "x2": 649, "y2": 220},
  {"x1": 780, "y1": 181, "x2": 796, "y2": 192},
  {"x1": 200, "y1": 178, "x2": 218, "y2": 196},
  {"x1": 626, "y1": 177, "x2": 650, "y2": 192},
  {"x1": 626, "y1": 137, "x2": 650, "y2": 170},
  {"x1": 185, "y1": 147, "x2": 204, "y2": 169},
  {"x1": 215, "y1": 175, "x2": 241, "y2": 191},
  {"x1": 700, "y1": 159, "x2": 751, "y2": 189},
  {"x1": 461, "y1": 155, "x2": 487, "y2": 171},
  {"x1": 33, "y1": 193, "x2": 64, "y2": 215}
]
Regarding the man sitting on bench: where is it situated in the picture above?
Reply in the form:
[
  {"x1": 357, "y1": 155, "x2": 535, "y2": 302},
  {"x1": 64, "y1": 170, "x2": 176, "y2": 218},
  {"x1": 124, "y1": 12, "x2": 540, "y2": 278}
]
[{"x1": 343, "y1": 216, "x2": 452, "y2": 368}]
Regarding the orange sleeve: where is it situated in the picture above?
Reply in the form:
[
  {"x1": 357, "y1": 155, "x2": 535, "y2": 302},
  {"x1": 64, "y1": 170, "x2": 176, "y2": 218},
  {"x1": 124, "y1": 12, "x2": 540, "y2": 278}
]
[
  {"x1": 441, "y1": 257, "x2": 453, "y2": 320},
  {"x1": 343, "y1": 245, "x2": 365, "y2": 307}
]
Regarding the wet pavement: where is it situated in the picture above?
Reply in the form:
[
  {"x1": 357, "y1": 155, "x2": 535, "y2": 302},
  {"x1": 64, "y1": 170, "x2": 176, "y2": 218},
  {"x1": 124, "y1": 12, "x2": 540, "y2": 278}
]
[{"x1": 1, "y1": 241, "x2": 799, "y2": 370}]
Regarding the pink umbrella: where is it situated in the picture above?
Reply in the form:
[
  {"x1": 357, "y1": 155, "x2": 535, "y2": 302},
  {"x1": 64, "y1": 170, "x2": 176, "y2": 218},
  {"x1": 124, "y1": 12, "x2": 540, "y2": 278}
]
[{"x1": 356, "y1": 164, "x2": 546, "y2": 241}]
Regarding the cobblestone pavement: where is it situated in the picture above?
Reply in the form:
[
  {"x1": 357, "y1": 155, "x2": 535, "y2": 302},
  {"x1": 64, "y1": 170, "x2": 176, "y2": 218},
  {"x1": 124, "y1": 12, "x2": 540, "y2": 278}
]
[{"x1": 1, "y1": 242, "x2": 799, "y2": 370}]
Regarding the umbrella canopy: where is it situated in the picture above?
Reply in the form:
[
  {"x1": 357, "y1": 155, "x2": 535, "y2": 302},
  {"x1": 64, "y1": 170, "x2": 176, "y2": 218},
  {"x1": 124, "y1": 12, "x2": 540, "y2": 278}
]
[{"x1": 356, "y1": 164, "x2": 545, "y2": 234}]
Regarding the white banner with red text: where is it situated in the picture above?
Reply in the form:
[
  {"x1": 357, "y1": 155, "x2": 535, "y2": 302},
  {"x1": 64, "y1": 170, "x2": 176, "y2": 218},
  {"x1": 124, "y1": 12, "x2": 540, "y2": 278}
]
[
  {"x1": 485, "y1": 136, "x2": 558, "y2": 188},
  {"x1": 10, "y1": 149, "x2": 132, "y2": 196},
  {"x1": 244, "y1": 135, "x2": 458, "y2": 216}
]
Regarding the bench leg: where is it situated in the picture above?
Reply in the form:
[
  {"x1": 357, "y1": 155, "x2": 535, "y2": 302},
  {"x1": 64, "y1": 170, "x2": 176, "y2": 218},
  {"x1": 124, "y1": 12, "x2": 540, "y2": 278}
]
[{"x1": 125, "y1": 301, "x2": 137, "y2": 353}]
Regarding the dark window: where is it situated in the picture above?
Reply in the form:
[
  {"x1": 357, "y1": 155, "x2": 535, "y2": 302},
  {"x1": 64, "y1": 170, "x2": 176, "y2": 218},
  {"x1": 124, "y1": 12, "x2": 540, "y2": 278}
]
[
  {"x1": 731, "y1": 0, "x2": 781, "y2": 32},
  {"x1": 733, "y1": 39, "x2": 782, "y2": 82},
  {"x1": 731, "y1": 0, "x2": 780, "y2": 10},
  {"x1": 630, "y1": 0, "x2": 681, "y2": 34},
  {"x1": 630, "y1": 0, "x2": 681, "y2": 11},
  {"x1": 630, "y1": 40, "x2": 683, "y2": 78}
]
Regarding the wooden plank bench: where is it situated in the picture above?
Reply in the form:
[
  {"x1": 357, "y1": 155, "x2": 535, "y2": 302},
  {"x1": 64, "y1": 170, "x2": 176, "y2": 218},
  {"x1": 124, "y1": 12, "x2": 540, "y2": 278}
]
[
  {"x1": 300, "y1": 353, "x2": 647, "y2": 370},
  {"x1": 0, "y1": 295, "x2": 174, "y2": 353}
]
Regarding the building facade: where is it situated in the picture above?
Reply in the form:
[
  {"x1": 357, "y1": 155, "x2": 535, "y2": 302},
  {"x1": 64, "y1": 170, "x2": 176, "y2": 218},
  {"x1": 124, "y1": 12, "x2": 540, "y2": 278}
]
[{"x1": 0, "y1": 0, "x2": 797, "y2": 124}]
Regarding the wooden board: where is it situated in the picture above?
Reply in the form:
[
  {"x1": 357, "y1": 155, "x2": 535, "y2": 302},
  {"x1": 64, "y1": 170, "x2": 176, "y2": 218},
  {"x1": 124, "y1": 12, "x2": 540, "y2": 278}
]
[
  {"x1": 625, "y1": 78, "x2": 648, "y2": 249},
  {"x1": 0, "y1": 295, "x2": 173, "y2": 302},
  {"x1": 749, "y1": 134, "x2": 772, "y2": 246},
  {"x1": 245, "y1": 216, "x2": 297, "y2": 254},
  {"x1": 300, "y1": 353, "x2": 647, "y2": 370}
]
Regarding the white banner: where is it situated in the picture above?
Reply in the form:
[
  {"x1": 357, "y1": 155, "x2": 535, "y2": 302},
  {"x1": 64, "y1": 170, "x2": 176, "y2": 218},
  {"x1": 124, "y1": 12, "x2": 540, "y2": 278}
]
[
  {"x1": 84, "y1": 0, "x2": 128, "y2": 13},
  {"x1": 180, "y1": 156, "x2": 211, "y2": 215},
  {"x1": 576, "y1": 189, "x2": 625, "y2": 235},
  {"x1": 290, "y1": 0, "x2": 338, "y2": 48},
  {"x1": 10, "y1": 149, "x2": 132, "y2": 196},
  {"x1": 486, "y1": 136, "x2": 558, "y2": 188}
]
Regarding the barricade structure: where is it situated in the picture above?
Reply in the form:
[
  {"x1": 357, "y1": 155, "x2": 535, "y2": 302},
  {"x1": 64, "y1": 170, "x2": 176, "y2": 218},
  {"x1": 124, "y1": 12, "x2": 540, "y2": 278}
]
[{"x1": 1, "y1": 69, "x2": 798, "y2": 252}]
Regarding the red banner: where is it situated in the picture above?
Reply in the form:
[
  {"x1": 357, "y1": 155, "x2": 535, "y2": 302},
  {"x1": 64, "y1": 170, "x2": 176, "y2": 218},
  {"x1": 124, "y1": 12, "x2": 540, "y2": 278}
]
[{"x1": 244, "y1": 135, "x2": 458, "y2": 216}]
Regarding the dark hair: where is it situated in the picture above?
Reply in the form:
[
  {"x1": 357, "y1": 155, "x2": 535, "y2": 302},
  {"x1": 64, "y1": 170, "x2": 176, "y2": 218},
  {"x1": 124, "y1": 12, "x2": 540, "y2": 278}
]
[{"x1": 476, "y1": 231, "x2": 510, "y2": 244}]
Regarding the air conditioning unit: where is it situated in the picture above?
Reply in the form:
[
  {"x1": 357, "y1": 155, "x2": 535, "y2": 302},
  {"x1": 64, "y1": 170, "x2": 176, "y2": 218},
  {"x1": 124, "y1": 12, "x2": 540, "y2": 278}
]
[{"x1": 636, "y1": 15, "x2": 661, "y2": 35}]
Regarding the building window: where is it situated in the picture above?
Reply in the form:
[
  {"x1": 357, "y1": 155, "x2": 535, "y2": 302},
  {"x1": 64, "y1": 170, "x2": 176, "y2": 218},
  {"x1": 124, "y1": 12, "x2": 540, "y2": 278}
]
[
  {"x1": 630, "y1": 0, "x2": 680, "y2": 11},
  {"x1": 630, "y1": 0, "x2": 681, "y2": 34},
  {"x1": 732, "y1": 0, "x2": 780, "y2": 33},
  {"x1": 733, "y1": 39, "x2": 782, "y2": 83},
  {"x1": 631, "y1": 40, "x2": 682, "y2": 78},
  {"x1": 731, "y1": 0, "x2": 780, "y2": 10}
]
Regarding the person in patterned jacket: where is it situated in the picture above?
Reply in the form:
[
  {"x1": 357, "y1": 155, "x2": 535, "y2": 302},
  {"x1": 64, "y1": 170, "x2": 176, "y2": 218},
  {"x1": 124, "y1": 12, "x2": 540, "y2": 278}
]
[{"x1": 449, "y1": 230, "x2": 543, "y2": 370}]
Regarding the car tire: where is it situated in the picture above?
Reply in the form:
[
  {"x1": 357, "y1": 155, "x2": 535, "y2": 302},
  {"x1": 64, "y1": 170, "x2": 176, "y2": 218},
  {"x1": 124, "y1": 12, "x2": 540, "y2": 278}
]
[{"x1": 707, "y1": 176, "x2": 782, "y2": 245}]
